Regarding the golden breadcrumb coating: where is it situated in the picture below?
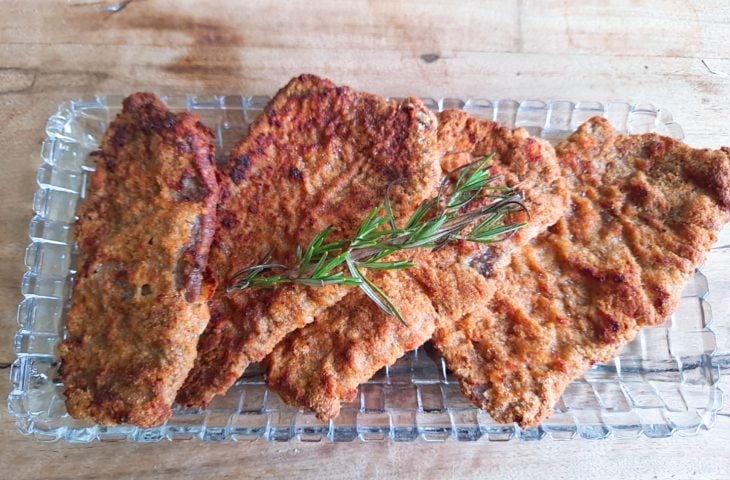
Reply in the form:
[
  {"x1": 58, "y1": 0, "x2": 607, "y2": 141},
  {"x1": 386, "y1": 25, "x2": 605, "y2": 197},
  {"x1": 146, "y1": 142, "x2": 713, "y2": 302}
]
[
  {"x1": 434, "y1": 117, "x2": 730, "y2": 427},
  {"x1": 176, "y1": 74, "x2": 442, "y2": 408},
  {"x1": 263, "y1": 110, "x2": 569, "y2": 420},
  {"x1": 59, "y1": 93, "x2": 220, "y2": 427}
]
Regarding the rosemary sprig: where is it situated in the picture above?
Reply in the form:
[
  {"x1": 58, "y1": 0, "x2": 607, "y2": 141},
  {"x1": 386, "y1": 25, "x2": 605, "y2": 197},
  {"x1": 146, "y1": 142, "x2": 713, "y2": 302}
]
[{"x1": 227, "y1": 155, "x2": 527, "y2": 323}]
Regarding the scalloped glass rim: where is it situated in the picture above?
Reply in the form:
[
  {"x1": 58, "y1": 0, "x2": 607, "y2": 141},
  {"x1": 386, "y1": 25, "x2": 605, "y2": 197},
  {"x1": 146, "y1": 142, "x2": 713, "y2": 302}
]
[{"x1": 8, "y1": 95, "x2": 726, "y2": 444}]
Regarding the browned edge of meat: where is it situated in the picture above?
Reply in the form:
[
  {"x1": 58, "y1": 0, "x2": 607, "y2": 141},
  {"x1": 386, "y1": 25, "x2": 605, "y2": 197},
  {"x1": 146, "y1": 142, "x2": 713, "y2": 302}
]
[
  {"x1": 58, "y1": 93, "x2": 220, "y2": 428},
  {"x1": 175, "y1": 74, "x2": 442, "y2": 408},
  {"x1": 434, "y1": 117, "x2": 730, "y2": 428},
  {"x1": 262, "y1": 109, "x2": 571, "y2": 421}
]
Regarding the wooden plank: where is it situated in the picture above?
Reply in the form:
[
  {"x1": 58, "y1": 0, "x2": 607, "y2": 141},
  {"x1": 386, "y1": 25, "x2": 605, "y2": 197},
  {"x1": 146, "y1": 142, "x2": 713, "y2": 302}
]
[
  {"x1": 1, "y1": 0, "x2": 729, "y2": 57},
  {"x1": 1, "y1": 44, "x2": 727, "y2": 147}
]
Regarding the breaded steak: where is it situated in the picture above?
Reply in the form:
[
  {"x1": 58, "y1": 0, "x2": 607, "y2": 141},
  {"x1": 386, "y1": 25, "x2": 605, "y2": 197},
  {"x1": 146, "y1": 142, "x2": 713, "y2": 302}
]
[
  {"x1": 433, "y1": 117, "x2": 730, "y2": 427},
  {"x1": 58, "y1": 93, "x2": 220, "y2": 427},
  {"x1": 175, "y1": 75, "x2": 442, "y2": 407},
  {"x1": 262, "y1": 110, "x2": 570, "y2": 420}
]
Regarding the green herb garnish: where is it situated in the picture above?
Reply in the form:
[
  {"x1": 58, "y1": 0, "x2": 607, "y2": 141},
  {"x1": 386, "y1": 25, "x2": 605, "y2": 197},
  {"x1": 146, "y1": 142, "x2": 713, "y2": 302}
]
[{"x1": 227, "y1": 155, "x2": 527, "y2": 323}]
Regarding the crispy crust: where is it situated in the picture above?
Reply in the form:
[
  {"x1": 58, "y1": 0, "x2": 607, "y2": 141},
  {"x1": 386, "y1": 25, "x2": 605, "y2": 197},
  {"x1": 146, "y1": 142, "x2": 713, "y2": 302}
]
[
  {"x1": 58, "y1": 93, "x2": 219, "y2": 427},
  {"x1": 434, "y1": 117, "x2": 730, "y2": 427},
  {"x1": 176, "y1": 74, "x2": 442, "y2": 407},
  {"x1": 262, "y1": 110, "x2": 570, "y2": 420}
]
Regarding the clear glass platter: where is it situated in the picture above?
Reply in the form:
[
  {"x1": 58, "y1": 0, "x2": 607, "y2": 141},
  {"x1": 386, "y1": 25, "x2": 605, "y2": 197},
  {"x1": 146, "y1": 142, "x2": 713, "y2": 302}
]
[{"x1": 8, "y1": 95, "x2": 729, "y2": 443}]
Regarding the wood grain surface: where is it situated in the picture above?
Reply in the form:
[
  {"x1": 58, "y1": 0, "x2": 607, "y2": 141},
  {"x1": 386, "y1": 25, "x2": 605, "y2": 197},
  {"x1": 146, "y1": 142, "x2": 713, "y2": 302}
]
[{"x1": 1, "y1": 1, "x2": 729, "y2": 478}]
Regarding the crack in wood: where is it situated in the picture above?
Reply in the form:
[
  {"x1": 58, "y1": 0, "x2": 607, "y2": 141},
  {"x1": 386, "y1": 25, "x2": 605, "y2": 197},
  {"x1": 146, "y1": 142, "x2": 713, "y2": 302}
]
[
  {"x1": 420, "y1": 53, "x2": 440, "y2": 64},
  {"x1": 105, "y1": 0, "x2": 135, "y2": 14},
  {"x1": 701, "y1": 59, "x2": 729, "y2": 77}
]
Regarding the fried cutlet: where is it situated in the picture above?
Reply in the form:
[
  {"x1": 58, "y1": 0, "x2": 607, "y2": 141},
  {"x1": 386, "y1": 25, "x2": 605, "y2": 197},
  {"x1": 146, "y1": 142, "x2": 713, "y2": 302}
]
[
  {"x1": 432, "y1": 117, "x2": 730, "y2": 427},
  {"x1": 262, "y1": 110, "x2": 570, "y2": 420},
  {"x1": 58, "y1": 93, "x2": 220, "y2": 427},
  {"x1": 175, "y1": 75, "x2": 442, "y2": 408}
]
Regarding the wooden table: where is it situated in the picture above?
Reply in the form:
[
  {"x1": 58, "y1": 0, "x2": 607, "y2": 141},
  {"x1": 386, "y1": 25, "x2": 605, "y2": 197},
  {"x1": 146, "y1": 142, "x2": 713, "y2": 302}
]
[{"x1": 1, "y1": 1, "x2": 729, "y2": 478}]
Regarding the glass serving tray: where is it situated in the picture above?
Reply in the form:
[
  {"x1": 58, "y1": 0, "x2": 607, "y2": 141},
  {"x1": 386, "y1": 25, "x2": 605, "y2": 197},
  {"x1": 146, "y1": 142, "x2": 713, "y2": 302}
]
[{"x1": 8, "y1": 95, "x2": 729, "y2": 443}]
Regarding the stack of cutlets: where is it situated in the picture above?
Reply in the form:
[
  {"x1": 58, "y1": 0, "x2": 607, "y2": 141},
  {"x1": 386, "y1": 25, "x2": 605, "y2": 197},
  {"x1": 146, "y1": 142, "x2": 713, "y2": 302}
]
[
  {"x1": 262, "y1": 109, "x2": 569, "y2": 420},
  {"x1": 60, "y1": 75, "x2": 730, "y2": 428},
  {"x1": 175, "y1": 75, "x2": 443, "y2": 408},
  {"x1": 431, "y1": 118, "x2": 730, "y2": 427}
]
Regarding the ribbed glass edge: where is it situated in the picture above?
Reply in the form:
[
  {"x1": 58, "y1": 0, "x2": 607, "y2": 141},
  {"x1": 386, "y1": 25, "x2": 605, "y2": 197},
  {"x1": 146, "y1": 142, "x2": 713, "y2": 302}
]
[{"x1": 9, "y1": 95, "x2": 723, "y2": 444}]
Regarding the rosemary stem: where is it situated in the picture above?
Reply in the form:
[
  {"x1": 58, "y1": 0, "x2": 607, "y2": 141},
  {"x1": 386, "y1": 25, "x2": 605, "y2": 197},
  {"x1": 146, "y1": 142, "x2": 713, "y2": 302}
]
[{"x1": 226, "y1": 156, "x2": 528, "y2": 322}]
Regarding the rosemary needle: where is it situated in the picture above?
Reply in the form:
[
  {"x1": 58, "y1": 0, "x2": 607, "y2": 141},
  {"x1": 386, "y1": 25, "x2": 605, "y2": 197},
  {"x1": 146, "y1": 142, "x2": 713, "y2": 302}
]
[{"x1": 227, "y1": 155, "x2": 527, "y2": 323}]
